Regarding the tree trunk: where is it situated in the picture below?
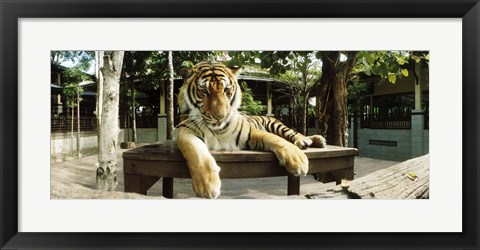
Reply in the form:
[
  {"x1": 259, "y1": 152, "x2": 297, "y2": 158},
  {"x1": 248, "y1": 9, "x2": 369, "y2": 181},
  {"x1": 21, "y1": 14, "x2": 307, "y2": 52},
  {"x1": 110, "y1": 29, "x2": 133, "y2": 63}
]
[
  {"x1": 130, "y1": 82, "x2": 137, "y2": 143},
  {"x1": 96, "y1": 51, "x2": 124, "y2": 191},
  {"x1": 71, "y1": 106, "x2": 74, "y2": 156},
  {"x1": 71, "y1": 106, "x2": 74, "y2": 137},
  {"x1": 289, "y1": 93, "x2": 297, "y2": 129},
  {"x1": 124, "y1": 108, "x2": 128, "y2": 141},
  {"x1": 332, "y1": 71, "x2": 349, "y2": 146},
  {"x1": 76, "y1": 91, "x2": 81, "y2": 158},
  {"x1": 300, "y1": 92, "x2": 309, "y2": 135},
  {"x1": 95, "y1": 51, "x2": 104, "y2": 145},
  {"x1": 317, "y1": 51, "x2": 357, "y2": 147},
  {"x1": 166, "y1": 51, "x2": 175, "y2": 140},
  {"x1": 126, "y1": 107, "x2": 130, "y2": 141},
  {"x1": 353, "y1": 110, "x2": 358, "y2": 148}
]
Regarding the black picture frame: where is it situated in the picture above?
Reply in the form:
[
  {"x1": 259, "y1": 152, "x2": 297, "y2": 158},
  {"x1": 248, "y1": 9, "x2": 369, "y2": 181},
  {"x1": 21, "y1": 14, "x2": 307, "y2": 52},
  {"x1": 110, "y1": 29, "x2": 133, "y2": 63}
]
[{"x1": 1, "y1": 0, "x2": 478, "y2": 249}]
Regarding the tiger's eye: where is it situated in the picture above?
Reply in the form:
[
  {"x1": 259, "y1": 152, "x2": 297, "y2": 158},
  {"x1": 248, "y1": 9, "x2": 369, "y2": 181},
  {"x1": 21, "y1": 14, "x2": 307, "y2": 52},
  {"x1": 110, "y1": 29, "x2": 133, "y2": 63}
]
[{"x1": 197, "y1": 89, "x2": 206, "y2": 96}]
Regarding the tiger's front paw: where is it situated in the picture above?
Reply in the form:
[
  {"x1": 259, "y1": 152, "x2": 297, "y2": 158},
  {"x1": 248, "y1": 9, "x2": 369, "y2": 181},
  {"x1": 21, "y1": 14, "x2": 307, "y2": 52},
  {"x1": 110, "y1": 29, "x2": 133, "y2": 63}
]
[
  {"x1": 294, "y1": 137, "x2": 313, "y2": 149},
  {"x1": 307, "y1": 135, "x2": 327, "y2": 148},
  {"x1": 190, "y1": 161, "x2": 221, "y2": 199},
  {"x1": 276, "y1": 146, "x2": 309, "y2": 176}
]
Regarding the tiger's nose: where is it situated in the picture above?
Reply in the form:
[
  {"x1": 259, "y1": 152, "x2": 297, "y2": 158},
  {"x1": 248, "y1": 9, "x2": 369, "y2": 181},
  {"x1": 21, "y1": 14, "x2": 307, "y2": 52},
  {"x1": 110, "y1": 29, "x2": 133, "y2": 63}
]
[{"x1": 212, "y1": 114, "x2": 226, "y2": 121}]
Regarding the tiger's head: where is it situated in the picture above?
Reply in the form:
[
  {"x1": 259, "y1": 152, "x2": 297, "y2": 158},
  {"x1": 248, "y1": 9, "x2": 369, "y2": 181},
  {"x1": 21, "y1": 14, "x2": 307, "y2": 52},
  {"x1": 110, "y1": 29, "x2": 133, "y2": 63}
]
[{"x1": 178, "y1": 61, "x2": 242, "y2": 130}]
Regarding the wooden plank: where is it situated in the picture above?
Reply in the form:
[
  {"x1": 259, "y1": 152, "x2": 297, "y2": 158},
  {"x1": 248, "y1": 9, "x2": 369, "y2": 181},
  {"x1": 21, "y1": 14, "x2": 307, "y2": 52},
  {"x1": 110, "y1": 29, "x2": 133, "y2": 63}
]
[
  {"x1": 124, "y1": 159, "x2": 191, "y2": 178},
  {"x1": 348, "y1": 154, "x2": 429, "y2": 199},
  {"x1": 123, "y1": 141, "x2": 358, "y2": 162},
  {"x1": 308, "y1": 157, "x2": 354, "y2": 173},
  {"x1": 307, "y1": 154, "x2": 429, "y2": 199},
  {"x1": 124, "y1": 157, "x2": 354, "y2": 180}
]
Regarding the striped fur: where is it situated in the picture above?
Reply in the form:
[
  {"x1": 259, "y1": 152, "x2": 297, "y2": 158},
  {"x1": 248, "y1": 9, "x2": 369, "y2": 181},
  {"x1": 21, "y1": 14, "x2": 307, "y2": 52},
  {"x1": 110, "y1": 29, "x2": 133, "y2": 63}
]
[{"x1": 176, "y1": 61, "x2": 326, "y2": 198}]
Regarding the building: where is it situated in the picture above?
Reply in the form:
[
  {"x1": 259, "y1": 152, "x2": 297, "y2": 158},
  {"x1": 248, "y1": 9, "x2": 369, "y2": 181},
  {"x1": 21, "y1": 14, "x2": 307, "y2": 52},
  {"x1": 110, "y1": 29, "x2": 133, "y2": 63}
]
[{"x1": 347, "y1": 64, "x2": 429, "y2": 161}]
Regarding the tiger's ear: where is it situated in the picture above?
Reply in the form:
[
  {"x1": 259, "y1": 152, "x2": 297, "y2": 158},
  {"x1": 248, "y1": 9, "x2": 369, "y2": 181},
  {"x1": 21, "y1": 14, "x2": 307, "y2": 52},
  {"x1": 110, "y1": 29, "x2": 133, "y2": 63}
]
[
  {"x1": 178, "y1": 66, "x2": 193, "y2": 79},
  {"x1": 229, "y1": 65, "x2": 241, "y2": 77},
  {"x1": 179, "y1": 61, "x2": 194, "y2": 79}
]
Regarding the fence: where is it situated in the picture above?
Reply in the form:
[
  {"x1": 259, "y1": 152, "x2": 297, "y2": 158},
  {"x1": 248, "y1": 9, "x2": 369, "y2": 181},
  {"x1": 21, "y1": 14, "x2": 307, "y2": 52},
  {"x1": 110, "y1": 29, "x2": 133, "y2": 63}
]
[
  {"x1": 360, "y1": 113, "x2": 431, "y2": 130},
  {"x1": 361, "y1": 114, "x2": 411, "y2": 129},
  {"x1": 51, "y1": 116, "x2": 97, "y2": 132}
]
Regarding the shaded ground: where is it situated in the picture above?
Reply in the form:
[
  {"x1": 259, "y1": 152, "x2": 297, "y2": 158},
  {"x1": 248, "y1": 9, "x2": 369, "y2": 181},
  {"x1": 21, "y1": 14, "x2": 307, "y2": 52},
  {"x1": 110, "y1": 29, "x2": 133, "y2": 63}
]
[
  {"x1": 50, "y1": 147, "x2": 98, "y2": 164},
  {"x1": 51, "y1": 147, "x2": 398, "y2": 199}
]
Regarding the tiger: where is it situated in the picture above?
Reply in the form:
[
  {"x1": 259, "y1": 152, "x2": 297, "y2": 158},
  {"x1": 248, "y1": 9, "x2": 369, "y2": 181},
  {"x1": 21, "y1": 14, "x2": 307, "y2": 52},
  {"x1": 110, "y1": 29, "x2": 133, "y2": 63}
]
[{"x1": 176, "y1": 61, "x2": 326, "y2": 199}]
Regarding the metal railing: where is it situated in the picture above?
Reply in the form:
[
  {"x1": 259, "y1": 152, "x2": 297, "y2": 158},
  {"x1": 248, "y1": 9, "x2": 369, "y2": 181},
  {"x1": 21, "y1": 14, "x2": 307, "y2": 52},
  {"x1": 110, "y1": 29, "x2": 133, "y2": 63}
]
[
  {"x1": 361, "y1": 114, "x2": 411, "y2": 129},
  {"x1": 51, "y1": 116, "x2": 97, "y2": 132}
]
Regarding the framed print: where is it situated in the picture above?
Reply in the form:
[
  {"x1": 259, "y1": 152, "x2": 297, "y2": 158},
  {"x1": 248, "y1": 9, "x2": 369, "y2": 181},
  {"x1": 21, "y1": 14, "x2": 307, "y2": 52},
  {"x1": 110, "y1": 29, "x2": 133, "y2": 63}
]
[{"x1": 1, "y1": 0, "x2": 479, "y2": 249}]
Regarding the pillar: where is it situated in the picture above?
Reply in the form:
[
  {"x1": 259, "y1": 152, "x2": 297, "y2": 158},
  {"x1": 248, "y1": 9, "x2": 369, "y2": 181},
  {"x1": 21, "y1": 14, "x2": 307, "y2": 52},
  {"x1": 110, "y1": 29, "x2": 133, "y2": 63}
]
[
  {"x1": 57, "y1": 94, "x2": 63, "y2": 114},
  {"x1": 266, "y1": 82, "x2": 273, "y2": 116},
  {"x1": 411, "y1": 62, "x2": 424, "y2": 158},
  {"x1": 158, "y1": 80, "x2": 167, "y2": 141}
]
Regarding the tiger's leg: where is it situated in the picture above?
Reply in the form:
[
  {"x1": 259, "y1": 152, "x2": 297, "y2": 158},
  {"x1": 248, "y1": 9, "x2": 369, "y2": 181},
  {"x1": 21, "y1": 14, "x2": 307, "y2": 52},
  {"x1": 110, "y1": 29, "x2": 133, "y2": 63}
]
[
  {"x1": 248, "y1": 128, "x2": 309, "y2": 176},
  {"x1": 254, "y1": 116, "x2": 326, "y2": 149},
  {"x1": 177, "y1": 129, "x2": 221, "y2": 199}
]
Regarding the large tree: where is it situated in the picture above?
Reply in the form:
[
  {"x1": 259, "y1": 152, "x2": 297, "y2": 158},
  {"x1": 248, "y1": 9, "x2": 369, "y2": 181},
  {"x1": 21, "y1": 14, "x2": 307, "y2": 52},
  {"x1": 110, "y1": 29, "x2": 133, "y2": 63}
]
[
  {"x1": 316, "y1": 51, "x2": 357, "y2": 146},
  {"x1": 96, "y1": 51, "x2": 125, "y2": 191}
]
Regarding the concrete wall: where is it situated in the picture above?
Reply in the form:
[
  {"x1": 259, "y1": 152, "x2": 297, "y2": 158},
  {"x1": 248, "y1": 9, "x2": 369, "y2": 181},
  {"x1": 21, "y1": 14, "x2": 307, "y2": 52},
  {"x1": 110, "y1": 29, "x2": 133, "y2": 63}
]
[
  {"x1": 50, "y1": 132, "x2": 99, "y2": 163},
  {"x1": 119, "y1": 128, "x2": 158, "y2": 143},
  {"x1": 348, "y1": 118, "x2": 429, "y2": 162},
  {"x1": 356, "y1": 128, "x2": 412, "y2": 161},
  {"x1": 51, "y1": 128, "x2": 159, "y2": 163},
  {"x1": 423, "y1": 131, "x2": 429, "y2": 155}
]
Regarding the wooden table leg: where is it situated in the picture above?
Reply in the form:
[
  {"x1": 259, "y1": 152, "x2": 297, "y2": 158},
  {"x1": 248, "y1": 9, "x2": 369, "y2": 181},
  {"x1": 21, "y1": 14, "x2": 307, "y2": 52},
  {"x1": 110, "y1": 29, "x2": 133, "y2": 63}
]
[
  {"x1": 162, "y1": 177, "x2": 174, "y2": 198},
  {"x1": 124, "y1": 174, "x2": 160, "y2": 195},
  {"x1": 287, "y1": 174, "x2": 300, "y2": 195},
  {"x1": 330, "y1": 167, "x2": 354, "y2": 185}
]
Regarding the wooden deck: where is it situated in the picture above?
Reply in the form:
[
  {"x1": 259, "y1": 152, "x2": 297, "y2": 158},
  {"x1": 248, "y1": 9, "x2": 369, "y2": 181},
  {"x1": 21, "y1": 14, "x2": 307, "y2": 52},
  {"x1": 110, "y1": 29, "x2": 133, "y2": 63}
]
[{"x1": 307, "y1": 154, "x2": 429, "y2": 199}]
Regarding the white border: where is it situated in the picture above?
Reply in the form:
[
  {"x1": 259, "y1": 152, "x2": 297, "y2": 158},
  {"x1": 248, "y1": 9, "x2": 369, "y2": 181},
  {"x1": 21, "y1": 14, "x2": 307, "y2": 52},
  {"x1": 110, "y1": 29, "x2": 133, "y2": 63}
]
[{"x1": 19, "y1": 19, "x2": 462, "y2": 232}]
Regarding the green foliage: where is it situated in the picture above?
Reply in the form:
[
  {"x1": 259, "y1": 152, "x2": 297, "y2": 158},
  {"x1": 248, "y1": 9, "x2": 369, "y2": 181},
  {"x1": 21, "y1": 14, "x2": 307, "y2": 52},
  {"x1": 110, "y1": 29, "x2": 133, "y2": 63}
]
[
  {"x1": 353, "y1": 51, "x2": 426, "y2": 84},
  {"x1": 239, "y1": 82, "x2": 265, "y2": 115},
  {"x1": 62, "y1": 67, "x2": 91, "y2": 84},
  {"x1": 122, "y1": 51, "x2": 152, "y2": 80},
  {"x1": 132, "y1": 51, "x2": 218, "y2": 90},
  {"x1": 347, "y1": 79, "x2": 369, "y2": 114},
  {"x1": 51, "y1": 51, "x2": 94, "y2": 71},
  {"x1": 228, "y1": 51, "x2": 293, "y2": 75},
  {"x1": 126, "y1": 89, "x2": 140, "y2": 108},
  {"x1": 51, "y1": 51, "x2": 95, "y2": 87},
  {"x1": 411, "y1": 52, "x2": 429, "y2": 64},
  {"x1": 273, "y1": 50, "x2": 428, "y2": 87},
  {"x1": 63, "y1": 83, "x2": 84, "y2": 108}
]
